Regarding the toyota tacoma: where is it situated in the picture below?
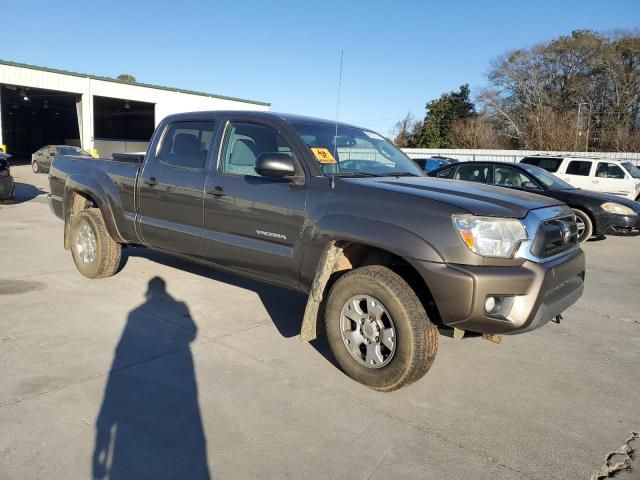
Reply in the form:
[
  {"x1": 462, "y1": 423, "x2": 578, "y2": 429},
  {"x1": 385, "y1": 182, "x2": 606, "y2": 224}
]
[{"x1": 48, "y1": 111, "x2": 585, "y2": 391}]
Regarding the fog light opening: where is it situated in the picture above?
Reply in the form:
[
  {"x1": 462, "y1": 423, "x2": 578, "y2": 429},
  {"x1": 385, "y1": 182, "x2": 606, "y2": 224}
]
[{"x1": 484, "y1": 296, "x2": 501, "y2": 314}]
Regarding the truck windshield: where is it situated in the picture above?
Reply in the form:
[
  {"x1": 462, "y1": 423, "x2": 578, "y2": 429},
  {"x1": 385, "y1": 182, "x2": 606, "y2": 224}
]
[
  {"x1": 291, "y1": 122, "x2": 423, "y2": 177},
  {"x1": 621, "y1": 162, "x2": 640, "y2": 179}
]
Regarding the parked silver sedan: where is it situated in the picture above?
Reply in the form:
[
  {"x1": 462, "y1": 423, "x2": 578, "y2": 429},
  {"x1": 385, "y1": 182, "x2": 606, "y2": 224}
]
[{"x1": 31, "y1": 145, "x2": 92, "y2": 174}]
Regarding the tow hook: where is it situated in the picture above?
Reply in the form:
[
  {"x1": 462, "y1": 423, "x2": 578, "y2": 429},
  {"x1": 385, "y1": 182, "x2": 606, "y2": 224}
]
[
  {"x1": 482, "y1": 334, "x2": 502, "y2": 344},
  {"x1": 453, "y1": 328, "x2": 465, "y2": 341},
  {"x1": 552, "y1": 314, "x2": 563, "y2": 324},
  {"x1": 453, "y1": 329, "x2": 503, "y2": 344}
]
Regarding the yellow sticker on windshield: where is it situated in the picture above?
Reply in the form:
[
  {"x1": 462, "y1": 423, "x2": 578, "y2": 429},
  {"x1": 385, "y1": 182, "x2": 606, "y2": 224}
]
[{"x1": 310, "y1": 147, "x2": 337, "y2": 164}]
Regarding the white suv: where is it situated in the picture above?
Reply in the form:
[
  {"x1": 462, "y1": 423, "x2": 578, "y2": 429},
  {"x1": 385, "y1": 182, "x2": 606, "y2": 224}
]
[{"x1": 520, "y1": 156, "x2": 640, "y2": 201}]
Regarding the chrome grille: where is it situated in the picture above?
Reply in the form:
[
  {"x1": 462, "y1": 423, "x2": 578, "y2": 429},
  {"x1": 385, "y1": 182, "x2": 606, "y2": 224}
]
[{"x1": 529, "y1": 214, "x2": 579, "y2": 258}]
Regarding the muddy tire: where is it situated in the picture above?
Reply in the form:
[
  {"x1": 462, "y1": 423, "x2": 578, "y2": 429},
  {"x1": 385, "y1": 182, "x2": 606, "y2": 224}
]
[
  {"x1": 70, "y1": 209, "x2": 121, "y2": 279},
  {"x1": 572, "y1": 208, "x2": 593, "y2": 243},
  {"x1": 324, "y1": 265, "x2": 438, "y2": 392}
]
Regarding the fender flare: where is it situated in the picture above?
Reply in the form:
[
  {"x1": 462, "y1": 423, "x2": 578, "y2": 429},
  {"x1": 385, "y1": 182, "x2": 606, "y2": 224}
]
[
  {"x1": 298, "y1": 216, "x2": 443, "y2": 342},
  {"x1": 62, "y1": 174, "x2": 125, "y2": 248}
]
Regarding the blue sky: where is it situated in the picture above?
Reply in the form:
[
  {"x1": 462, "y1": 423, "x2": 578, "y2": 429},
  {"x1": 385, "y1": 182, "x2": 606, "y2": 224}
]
[{"x1": 1, "y1": 0, "x2": 638, "y2": 134}]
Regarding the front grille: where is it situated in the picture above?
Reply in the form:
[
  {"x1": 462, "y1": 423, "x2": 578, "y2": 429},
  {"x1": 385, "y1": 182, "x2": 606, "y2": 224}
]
[{"x1": 530, "y1": 214, "x2": 578, "y2": 258}]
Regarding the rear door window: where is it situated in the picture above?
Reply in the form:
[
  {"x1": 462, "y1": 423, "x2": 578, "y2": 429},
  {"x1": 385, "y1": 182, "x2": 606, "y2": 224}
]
[
  {"x1": 157, "y1": 121, "x2": 217, "y2": 169},
  {"x1": 595, "y1": 162, "x2": 625, "y2": 179},
  {"x1": 566, "y1": 160, "x2": 593, "y2": 176},
  {"x1": 454, "y1": 164, "x2": 489, "y2": 183},
  {"x1": 521, "y1": 157, "x2": 562, "y2": 172}
]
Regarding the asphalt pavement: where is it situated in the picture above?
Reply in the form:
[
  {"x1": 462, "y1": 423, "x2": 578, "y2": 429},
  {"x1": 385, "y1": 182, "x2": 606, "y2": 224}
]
[{"x1": 1, "y1": 164, "x2": 638, "y2": 480}]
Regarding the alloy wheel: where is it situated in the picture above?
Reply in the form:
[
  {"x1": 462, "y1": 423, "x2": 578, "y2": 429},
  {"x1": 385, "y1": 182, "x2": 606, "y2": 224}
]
[
  {"x1": 75, "y1": 222, "x2": 97, "y2": 264},
  {"x1": 339, "y1": 294, "x2": 396, "y2": 368}
]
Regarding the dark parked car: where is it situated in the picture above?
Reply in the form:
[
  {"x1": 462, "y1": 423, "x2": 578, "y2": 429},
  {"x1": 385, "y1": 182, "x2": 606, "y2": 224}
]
[
  {"x1": 413, "y1": 155, "x2": 458, "y2": 172},
  {"x1": 32, "y1": 145, "x2": 92, "y2": 174},
  {"x1": 428, "y1": 161, "x2": 640, "y2": 242},
  {"x1": 0, "y1": 152, "x2": 15, "y2": 203},
  {"x1": 48, "y1": 111, "x2": 585, "y2": 391}
]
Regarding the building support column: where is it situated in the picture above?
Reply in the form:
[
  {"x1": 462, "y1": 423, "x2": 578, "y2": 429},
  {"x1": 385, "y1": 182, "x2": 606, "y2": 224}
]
[
  {"x1": 79, "y1": 78, "x2": 94, "y2": 155},
  {"x1": 0, "y1": 86, "x2": 4, "y2": 152}
]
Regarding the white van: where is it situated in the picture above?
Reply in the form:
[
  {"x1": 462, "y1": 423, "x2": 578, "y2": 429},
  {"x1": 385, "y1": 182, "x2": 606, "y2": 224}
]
[{"x1": 520, "y1": 156, "x2": 640, "y2": 201}]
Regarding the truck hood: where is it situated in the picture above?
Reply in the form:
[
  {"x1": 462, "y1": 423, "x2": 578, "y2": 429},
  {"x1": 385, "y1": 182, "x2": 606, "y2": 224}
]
[{"x1": 341, "y1": 176, "x2": 563, "y2": 218}]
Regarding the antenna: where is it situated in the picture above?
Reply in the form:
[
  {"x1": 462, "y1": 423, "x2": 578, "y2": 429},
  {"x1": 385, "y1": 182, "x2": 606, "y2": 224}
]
[{"x1": 332, "y1": 49, "x2": 344, "y2": 189}]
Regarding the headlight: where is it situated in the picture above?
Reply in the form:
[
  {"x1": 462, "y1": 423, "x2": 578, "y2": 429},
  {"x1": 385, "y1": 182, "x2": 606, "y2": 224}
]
[
  {"x1": 601, "y1": 202, "x2": 637, "y2": 216},
  {"x1": 452, "y1": 215, "x2": 528, "y2": 258}
]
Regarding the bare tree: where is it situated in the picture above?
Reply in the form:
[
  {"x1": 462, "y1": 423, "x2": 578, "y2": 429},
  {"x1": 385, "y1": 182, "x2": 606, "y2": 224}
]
[
  {"x1": 392, "y1": 112, "x2": 417, "y2": 147},
  {"x1": 449, "y1": 114, "x2": 509, "y2": 149},
  {"x1": 479, "y1": 29, "x2": 640, "y2": 151}
]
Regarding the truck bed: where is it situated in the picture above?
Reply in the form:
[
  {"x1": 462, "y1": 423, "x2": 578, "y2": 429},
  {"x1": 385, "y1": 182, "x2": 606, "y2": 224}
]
[{"x1": 48, "y1": 155, "x2": 141, "y2": 243}]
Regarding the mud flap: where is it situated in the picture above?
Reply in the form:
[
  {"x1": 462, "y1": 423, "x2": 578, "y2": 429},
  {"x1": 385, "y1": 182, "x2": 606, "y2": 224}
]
[{"x1": 299, "y1": 242, "x2": 344, "y2": 342}]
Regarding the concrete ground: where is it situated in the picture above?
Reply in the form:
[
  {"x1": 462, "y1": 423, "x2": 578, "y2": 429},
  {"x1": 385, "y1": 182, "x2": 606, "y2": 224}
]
[{"x1": 1, "y1": 164, "x2": 638, "y2": 480}]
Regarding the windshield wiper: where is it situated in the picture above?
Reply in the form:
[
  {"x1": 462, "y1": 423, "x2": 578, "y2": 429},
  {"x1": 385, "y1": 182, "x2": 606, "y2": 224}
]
[
  {"x1": 333, "y1": 171, "x2": 420, "y2": 178},
  {"x1": 383, "y1": 171, "x2": 420, "y2": 177},
  {"x1": 333, "y1": 172, "x2": 380, "y2": 178}
]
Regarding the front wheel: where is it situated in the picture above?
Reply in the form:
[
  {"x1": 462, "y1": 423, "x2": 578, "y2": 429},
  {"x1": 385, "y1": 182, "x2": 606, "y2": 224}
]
[
  {"x1": 70, "y1": 209, "x2": 122, "y2": 279},
  {"x1": 572, "y1": 208, "x2": 593, "y2": 243},
  {"x1": 325, "y1": 265, "x2": 438, "y2": 392}
]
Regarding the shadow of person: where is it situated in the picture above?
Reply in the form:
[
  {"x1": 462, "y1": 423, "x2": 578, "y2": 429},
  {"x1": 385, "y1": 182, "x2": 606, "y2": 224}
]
[
  {"x1": 92, "y1": 277, "x2": 211, "y2": 480},
  {"x1": 11, "y1": 182, "x2": 46, "y2": 204}
]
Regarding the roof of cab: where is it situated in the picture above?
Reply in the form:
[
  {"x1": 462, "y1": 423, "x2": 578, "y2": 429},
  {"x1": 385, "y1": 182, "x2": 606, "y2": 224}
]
[{"x1": 162, "y1": 110, "x2": 361, "y2": 130}]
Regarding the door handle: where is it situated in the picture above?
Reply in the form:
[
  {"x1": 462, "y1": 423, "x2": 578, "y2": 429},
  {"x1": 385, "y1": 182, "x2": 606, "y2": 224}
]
[
  {"x1": 143, "y1": 176, "x2": 158, "y2": 186},
  {"x1": 207, "y1": 186, "x2": 225, "y2": 197}
]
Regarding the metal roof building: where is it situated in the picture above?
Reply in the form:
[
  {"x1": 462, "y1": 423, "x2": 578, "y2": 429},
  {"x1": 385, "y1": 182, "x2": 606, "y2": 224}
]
[{"x1": 0, "y1": 60, "x2": 270, "y2": 159}]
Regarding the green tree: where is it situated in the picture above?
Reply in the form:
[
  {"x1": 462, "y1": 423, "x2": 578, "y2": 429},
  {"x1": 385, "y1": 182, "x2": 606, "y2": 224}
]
[
  {"x1": 117, "y1": 73, "x2": 137, "y2": 82},
  {"x1": 414, "y1": 84, "x2": 476, "y2": 147}
]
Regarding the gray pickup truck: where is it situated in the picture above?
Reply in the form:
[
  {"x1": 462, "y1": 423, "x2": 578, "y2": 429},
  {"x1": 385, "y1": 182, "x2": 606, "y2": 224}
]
[{"x1": 48, "y1": 111, "x2": 585, "y2": 391}]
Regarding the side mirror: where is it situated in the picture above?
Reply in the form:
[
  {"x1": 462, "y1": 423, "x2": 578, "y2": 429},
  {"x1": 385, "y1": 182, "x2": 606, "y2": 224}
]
[
  {"x1": 521, "y1": 181, "x2": 540, "y2": 190},
  {"x1": 255, "y1": 153, "x2": 295, "y2": 179}
]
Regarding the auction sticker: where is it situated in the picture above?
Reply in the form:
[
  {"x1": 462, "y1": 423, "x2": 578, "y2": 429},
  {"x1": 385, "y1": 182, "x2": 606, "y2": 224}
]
[{"x1": 310, "y1": 148, "x2": 337, "y2": 164}]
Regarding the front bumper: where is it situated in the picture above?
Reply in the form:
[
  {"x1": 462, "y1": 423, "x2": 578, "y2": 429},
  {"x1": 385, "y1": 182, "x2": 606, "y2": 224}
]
[
  {"x1": 598, "y1": 213, "x2": 640, "y2": 236},
  {"x1": 411, "y1": 248, "x2": 585, "y2": 335}
]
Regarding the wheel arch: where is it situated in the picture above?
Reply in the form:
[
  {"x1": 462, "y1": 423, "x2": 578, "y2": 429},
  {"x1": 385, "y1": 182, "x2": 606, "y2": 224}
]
[
  {"x1": 62, "y1": 176, "x2": 124, "y2": 250},
  {"x1": 299, "y1": 240, "x2": 442, "y2": 342},
  {"x1": 568, "y1": 205, "x2": 598, "y2": 235}
]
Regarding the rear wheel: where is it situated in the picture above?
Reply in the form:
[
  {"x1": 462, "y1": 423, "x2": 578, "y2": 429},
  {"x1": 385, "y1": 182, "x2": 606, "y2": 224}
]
[
  {"x1": 572, "y1": 208, "x2": 593, "y2": 243},
  {"x1": 70, "y1": 209, "x2": 122, "y2": 279},
  {"x1": 32, "y1": 161, "x2": 40, "y2": 174},
  {"x1": 325, "y1": 265, "x2": 438, "y2": 392}
]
